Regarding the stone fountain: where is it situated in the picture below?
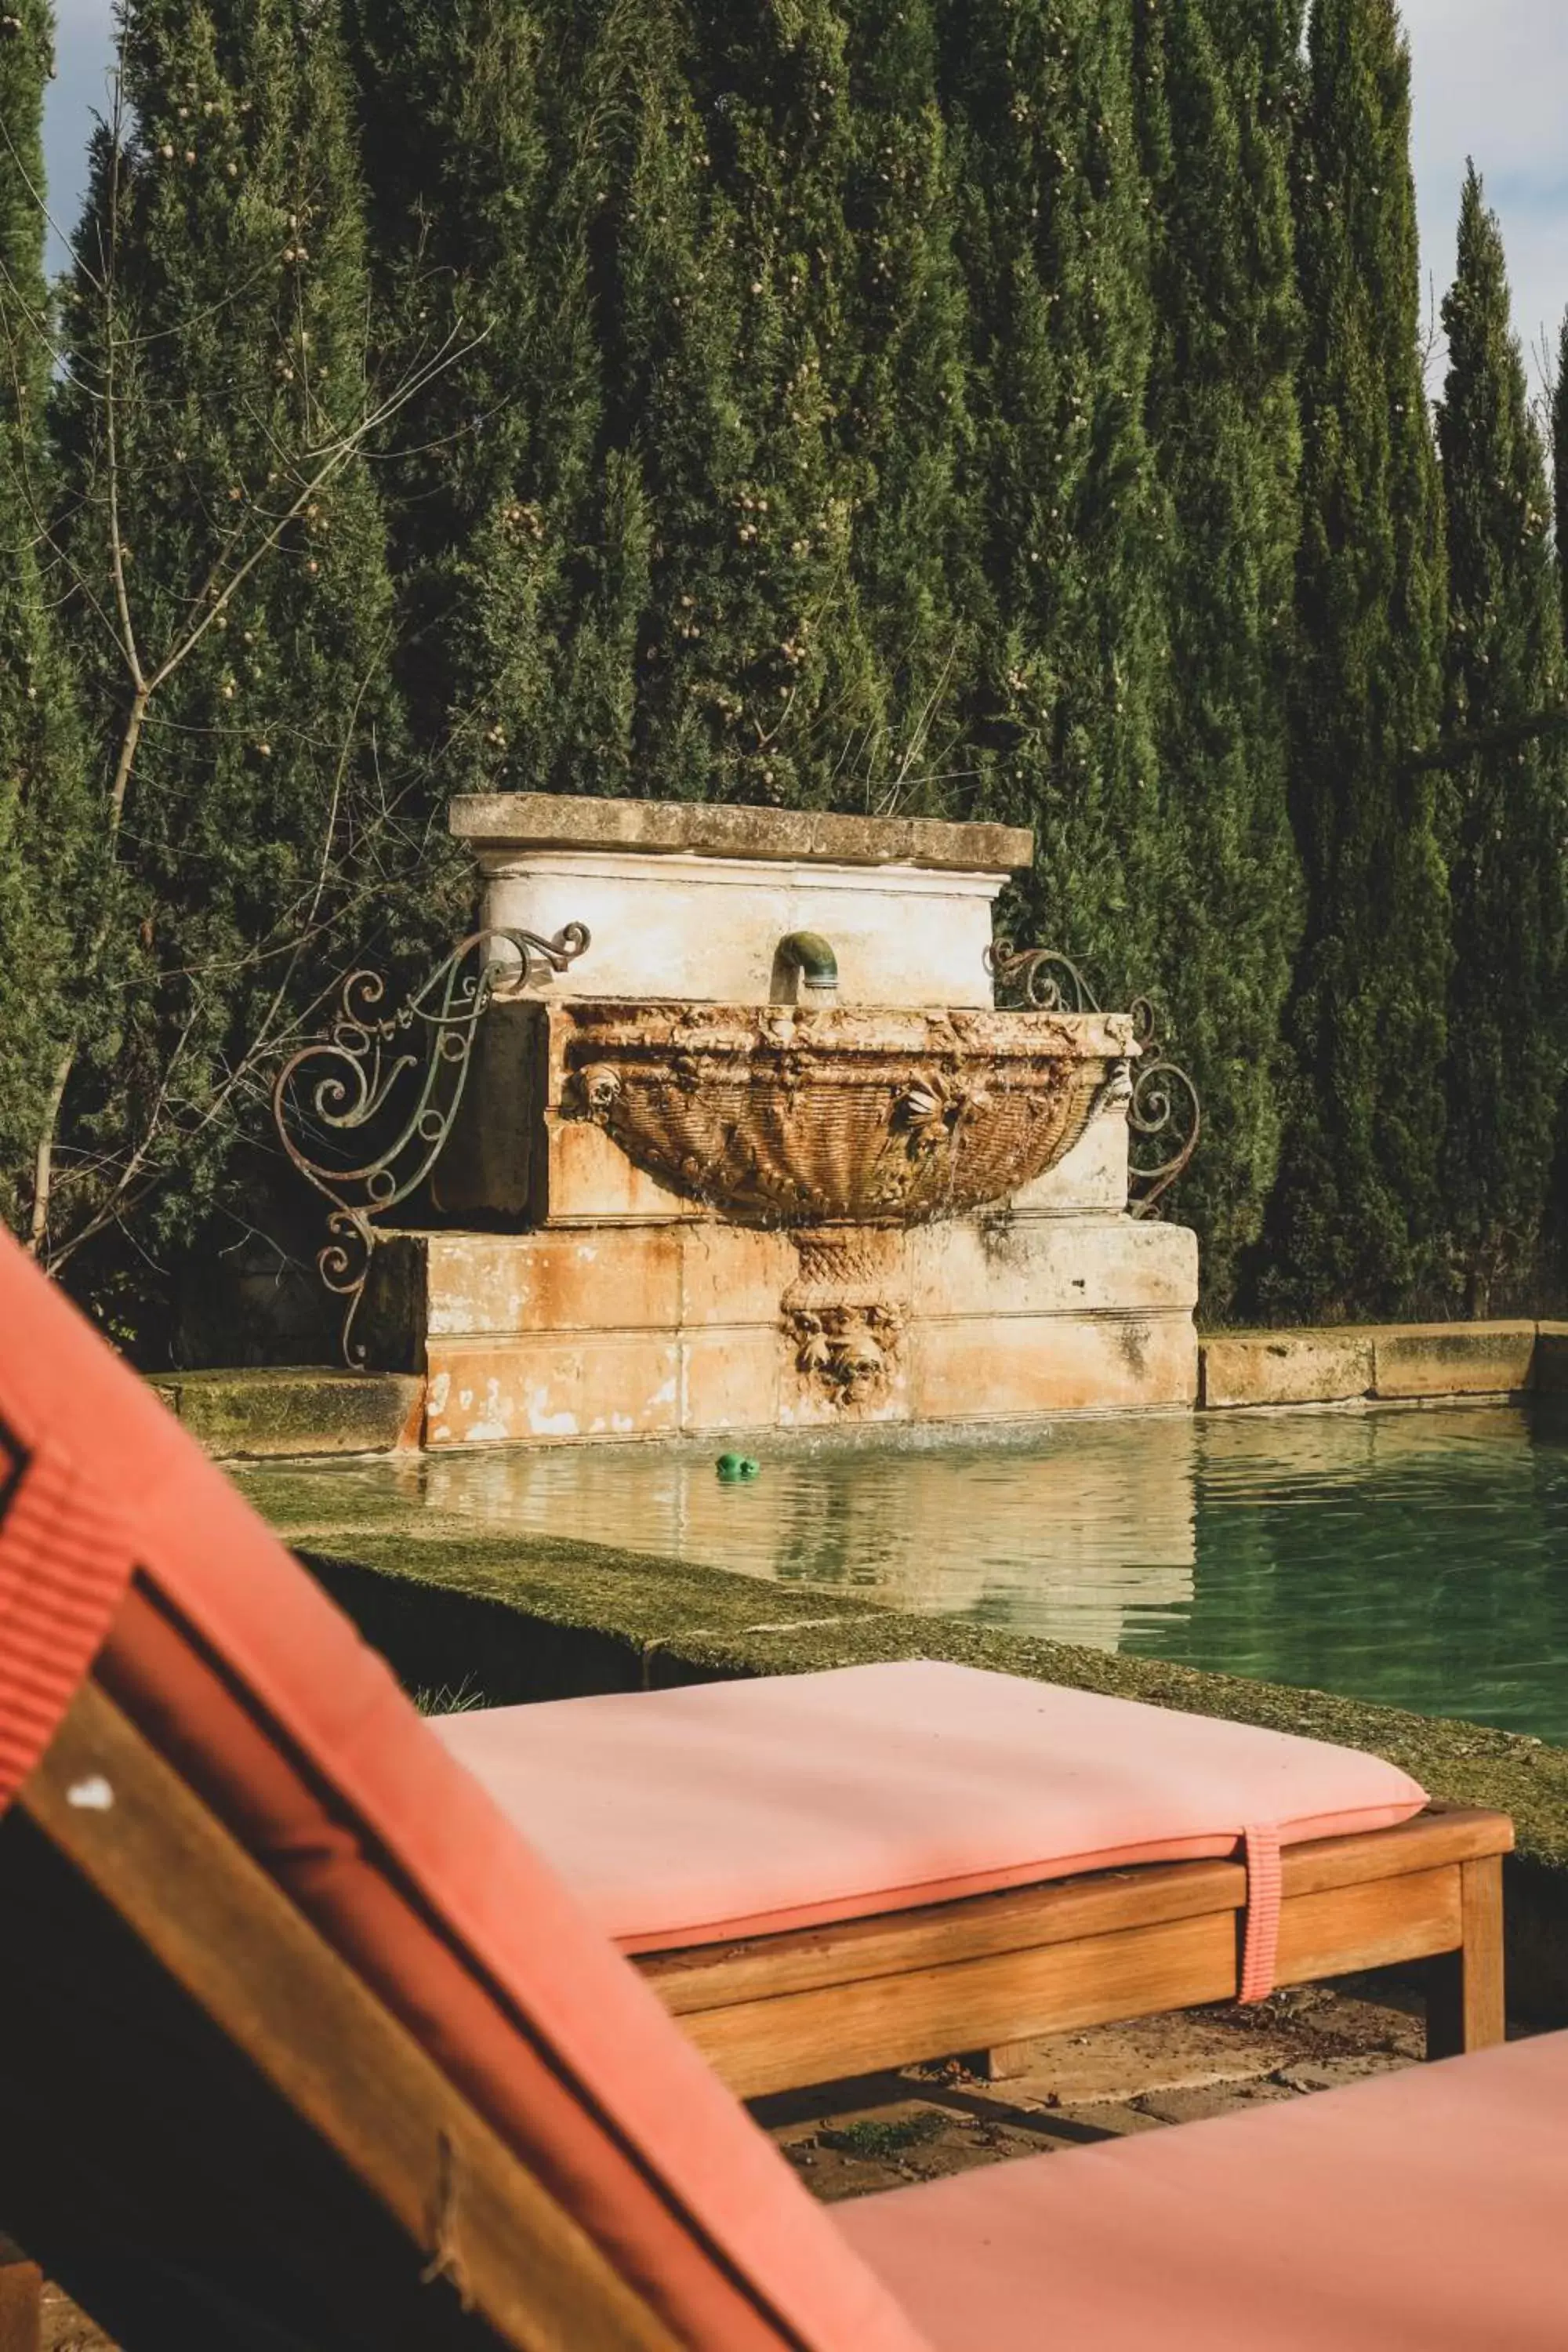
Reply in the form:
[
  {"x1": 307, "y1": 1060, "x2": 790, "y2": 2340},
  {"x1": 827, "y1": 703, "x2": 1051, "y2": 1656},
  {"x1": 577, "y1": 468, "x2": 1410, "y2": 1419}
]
[{"x1": 279, "y1": 794, "x2": 1198, "y2": 1447}]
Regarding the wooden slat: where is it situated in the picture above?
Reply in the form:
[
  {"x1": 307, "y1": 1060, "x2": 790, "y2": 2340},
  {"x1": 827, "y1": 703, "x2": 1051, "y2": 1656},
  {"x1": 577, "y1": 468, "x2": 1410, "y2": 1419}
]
[
  {"x1": 1279, "y1": 1808, "x2": 1511, "y2": 1899},
  {"x1": 682, "y1": 1860, "x2": 1477, "y2": 2101},
  {"x1": 19, "y1": 1684, "x2": 678, "y2": 2352},
  {"x1": 653, "y1": 1819, "x2": 1516, "y2": 2098},
  {"x1": 682, "y1": 1911, "x2": 1240, "y2": 2100},
  {"x1": 979, "y1": 1859, "x2": 1475, "y2": 2084},
  {"x1": 641, "y1": 1857, "x2": 1248, "y2": 2017},
  {"x1": 642, "y1": 1806, "x2": 1514, "y2": 2021},
  {"x1": 1276, "y1": 1866, "x2": 1461, "y2": 1984}
]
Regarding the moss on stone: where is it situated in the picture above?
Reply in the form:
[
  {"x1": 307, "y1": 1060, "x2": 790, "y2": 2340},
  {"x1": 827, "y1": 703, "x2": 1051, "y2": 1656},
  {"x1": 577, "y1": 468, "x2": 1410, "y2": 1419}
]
[{"x1": 152, "y1": 1369, "x2": 422, "y2": 1458}]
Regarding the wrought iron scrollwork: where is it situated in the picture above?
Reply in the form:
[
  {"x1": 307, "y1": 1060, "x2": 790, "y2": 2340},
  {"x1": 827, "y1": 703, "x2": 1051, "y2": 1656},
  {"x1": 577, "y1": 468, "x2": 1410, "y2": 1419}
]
[
  {"x1": 988, "y1": 943, "x2": 1094, "y2": 1014},
  {"x1": 987, "y1": 940, "x2": 1200, "y2": 1217},
  {"x1": 274, "y1": 923, "x2": 588, "y2": 1363},
  {"x1": 1125, "y1": 1054, "x2": 1200, "y2": 1218},
  {"x1": 988, "y1": 942, "x2": 1159, "y2": 1045}
]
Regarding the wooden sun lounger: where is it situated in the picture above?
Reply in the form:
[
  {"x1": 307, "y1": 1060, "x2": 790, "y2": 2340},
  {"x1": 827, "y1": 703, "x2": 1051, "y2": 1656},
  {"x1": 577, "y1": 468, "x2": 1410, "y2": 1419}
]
[
  {"x1": 637, "y1": 1800, "x2": 1512, "y2": 2097},
  {"x1": 431, "y1": 1671, "x2": 1513, "y2": 2102},
  {"x1": 0, "y1": 1730, "x2": 1518, "y2": 2348}
]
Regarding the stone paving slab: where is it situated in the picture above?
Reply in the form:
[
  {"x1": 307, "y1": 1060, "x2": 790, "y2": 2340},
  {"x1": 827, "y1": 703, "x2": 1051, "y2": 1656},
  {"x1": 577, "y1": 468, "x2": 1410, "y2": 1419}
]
[
  {"x1": 1197, "y1": 1319, "x2": 1544, "y2": 1409},
  {"x1": 1530, "y1": 1325, "x2": 1568, "y2": 1392}
]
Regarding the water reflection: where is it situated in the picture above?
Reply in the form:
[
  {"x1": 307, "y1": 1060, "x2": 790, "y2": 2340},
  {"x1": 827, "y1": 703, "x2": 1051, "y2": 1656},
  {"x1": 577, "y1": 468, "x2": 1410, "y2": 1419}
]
[
  {"x1": 1161, "y1": 1404, "x2": 1568, "y2": 1737},
  {"x1": 423, "y1": 1424, "x2": 1199, "y2": 1651},
  {"x1": 241, "y1": 1400, "x2": 1568, "y2": 1741}
]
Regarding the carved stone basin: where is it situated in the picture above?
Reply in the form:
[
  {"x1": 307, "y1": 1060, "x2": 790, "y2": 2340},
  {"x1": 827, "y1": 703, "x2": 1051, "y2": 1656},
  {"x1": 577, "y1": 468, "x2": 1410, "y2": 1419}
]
[{"x1": 557, "y1": 1001, "x2": 1137, "y2": 1227}]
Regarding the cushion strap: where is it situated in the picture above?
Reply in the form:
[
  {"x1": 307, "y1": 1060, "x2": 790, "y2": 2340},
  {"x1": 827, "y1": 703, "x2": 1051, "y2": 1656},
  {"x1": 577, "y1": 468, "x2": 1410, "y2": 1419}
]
[
  {"x1": 1239, "y1": 1822, "x2": 1284, "y2": 2004},
  {"x1": 0, "y1": 1435, "x2": 136, "y2": 1815}
]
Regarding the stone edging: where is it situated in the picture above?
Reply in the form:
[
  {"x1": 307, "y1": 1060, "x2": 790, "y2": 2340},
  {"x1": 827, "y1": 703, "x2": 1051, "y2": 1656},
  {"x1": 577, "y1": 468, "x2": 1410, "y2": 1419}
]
[
  {"x1": 148, "y1": 1367, "x2": 423, "y2": 1458},
  {"x1": 1199, "y1": 1321, "x2": 1568, "y2": 1410}
]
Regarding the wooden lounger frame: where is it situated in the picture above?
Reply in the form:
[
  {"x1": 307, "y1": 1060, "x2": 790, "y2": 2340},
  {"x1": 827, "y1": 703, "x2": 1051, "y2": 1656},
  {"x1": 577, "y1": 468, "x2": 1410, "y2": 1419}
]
[
  {"x1": 0, "y1": 1678, "x2": 1513, "y2": 2351},
  {"x1": 0, "y1": 2249, "x2": 41, "y2": 2352},
  {"x1": 4, "y1": 1679, "x2": 678, "y2": 2352},
  {"x1": 637, "y1": 1804, "x2": 1512, "y2": 2097}
]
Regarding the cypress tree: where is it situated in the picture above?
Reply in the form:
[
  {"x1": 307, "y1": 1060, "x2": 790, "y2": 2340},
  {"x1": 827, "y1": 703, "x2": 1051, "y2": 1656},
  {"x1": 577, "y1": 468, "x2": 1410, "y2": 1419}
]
[
  {"x1": 1138, "y1": 0, "x2": 1305, "y2": 1314},
  {"x1": 1263, "y1": 0, "x2": 1449, "y2": 1319},
  {"x1": 47, "y1": 0, "x2": 434, "y2": 1301},
  {"x1": 1553, "y1": 309, "x2": 1568, "y2": 650},
  {"x1": 946, "y1": 0, "x2": 1170, "y2": 999},
  {"x1": 600, "y1": 0, "x2": 979, "y2": 814},
  {"x1": 1436, "y1": 167, "x2": 1568, "y2": 1308},
  {"x1": 347, "y1": 0, "x2": 601, "y2": 796},
  {"x1": 830, "y1": 0, "x2": 979, "y2": 813},
  {"x1": 355, "y1": 0, "x2": 893, "y2": 810},
  {"x1": 626, "y1": 0, "x2": 977, "y2": 812},
  {"x1": 610, "y1": 0, "x2": 877, "y2": 810},
  {"x1": 0, "y1": 0, "x2": 90, "y2": 1237},
  {"x1": 358, "y1": 0, "x2": 986, "y2": 816}
]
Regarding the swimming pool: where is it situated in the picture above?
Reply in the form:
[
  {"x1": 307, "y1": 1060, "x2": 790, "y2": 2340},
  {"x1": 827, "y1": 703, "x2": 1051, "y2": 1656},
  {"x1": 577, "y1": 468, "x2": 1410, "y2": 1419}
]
[{"x1": 242, "y1": 1400, "x2": 1568, "y2": 1743}]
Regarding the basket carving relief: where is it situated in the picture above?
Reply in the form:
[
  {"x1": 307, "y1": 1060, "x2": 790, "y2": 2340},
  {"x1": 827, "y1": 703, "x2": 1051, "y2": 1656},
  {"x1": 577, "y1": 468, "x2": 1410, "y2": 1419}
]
[{"x1": 559, "y1": 1003, "x2": 1137, "y2": 1229}]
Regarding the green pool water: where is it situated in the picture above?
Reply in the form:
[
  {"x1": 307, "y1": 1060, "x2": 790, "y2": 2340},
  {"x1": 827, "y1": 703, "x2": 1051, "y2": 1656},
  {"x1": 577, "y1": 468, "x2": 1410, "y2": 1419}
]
[{"x1": 242, "y1": 1399, "x2": 1568, "y2": 1744}]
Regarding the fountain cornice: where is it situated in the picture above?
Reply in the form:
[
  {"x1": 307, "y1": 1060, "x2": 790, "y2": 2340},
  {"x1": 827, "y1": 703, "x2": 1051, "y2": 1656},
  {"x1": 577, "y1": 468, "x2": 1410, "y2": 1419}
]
[{"x1": 451, "y1": 792, "x2": 1035, "y2": 877}]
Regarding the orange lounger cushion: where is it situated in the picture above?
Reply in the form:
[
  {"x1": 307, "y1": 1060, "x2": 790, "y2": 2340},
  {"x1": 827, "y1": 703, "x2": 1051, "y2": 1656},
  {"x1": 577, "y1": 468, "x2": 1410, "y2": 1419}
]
[
  {"x1": 430, "y1": 1664, "x2": 1428, "y2": 1952},
  {"x1": 837, "y1": 2031, "x2": 1568, "y2": 2350}
]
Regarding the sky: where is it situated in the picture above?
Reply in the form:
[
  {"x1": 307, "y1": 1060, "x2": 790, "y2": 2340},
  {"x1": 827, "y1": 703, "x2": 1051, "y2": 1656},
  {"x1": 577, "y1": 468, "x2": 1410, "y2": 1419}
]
[
  {"x1": 1400, "y1": 0, "x2": 1568, "y2": 387},
  {"x1": 40, "y1": 0, "x2": 1568, "y2": 394}
]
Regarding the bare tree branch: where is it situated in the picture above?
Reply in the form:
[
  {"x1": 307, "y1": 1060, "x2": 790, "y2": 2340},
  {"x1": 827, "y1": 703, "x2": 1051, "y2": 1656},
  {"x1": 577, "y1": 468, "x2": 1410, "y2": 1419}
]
[{"x1": 16, "y1": 35, "x2": 481, "y2": 1259}]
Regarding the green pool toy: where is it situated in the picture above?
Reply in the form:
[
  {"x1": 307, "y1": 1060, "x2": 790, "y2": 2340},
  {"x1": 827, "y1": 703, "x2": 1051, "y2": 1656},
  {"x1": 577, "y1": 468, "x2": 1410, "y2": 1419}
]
[{"x1": 716, "y1": 1451, "x2": 760, "y2": 1483}]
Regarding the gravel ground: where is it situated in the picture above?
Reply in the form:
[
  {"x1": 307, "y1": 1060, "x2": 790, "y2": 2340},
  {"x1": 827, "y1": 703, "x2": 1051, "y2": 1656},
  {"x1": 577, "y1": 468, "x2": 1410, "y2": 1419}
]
[{"x1": 36, "y1": 2280, "x2": 114, "y2": 2352}]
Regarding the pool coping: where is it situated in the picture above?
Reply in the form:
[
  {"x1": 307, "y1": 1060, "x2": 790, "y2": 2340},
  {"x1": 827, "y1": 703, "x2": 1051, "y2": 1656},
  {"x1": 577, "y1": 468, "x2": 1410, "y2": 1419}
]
[
  {"x1": 292, "y1": 1519, "x2": 1568, "y2": 2027},
  {"x1": 153, "y1": 1319, "x2": 1568, "y2": 1459}
]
